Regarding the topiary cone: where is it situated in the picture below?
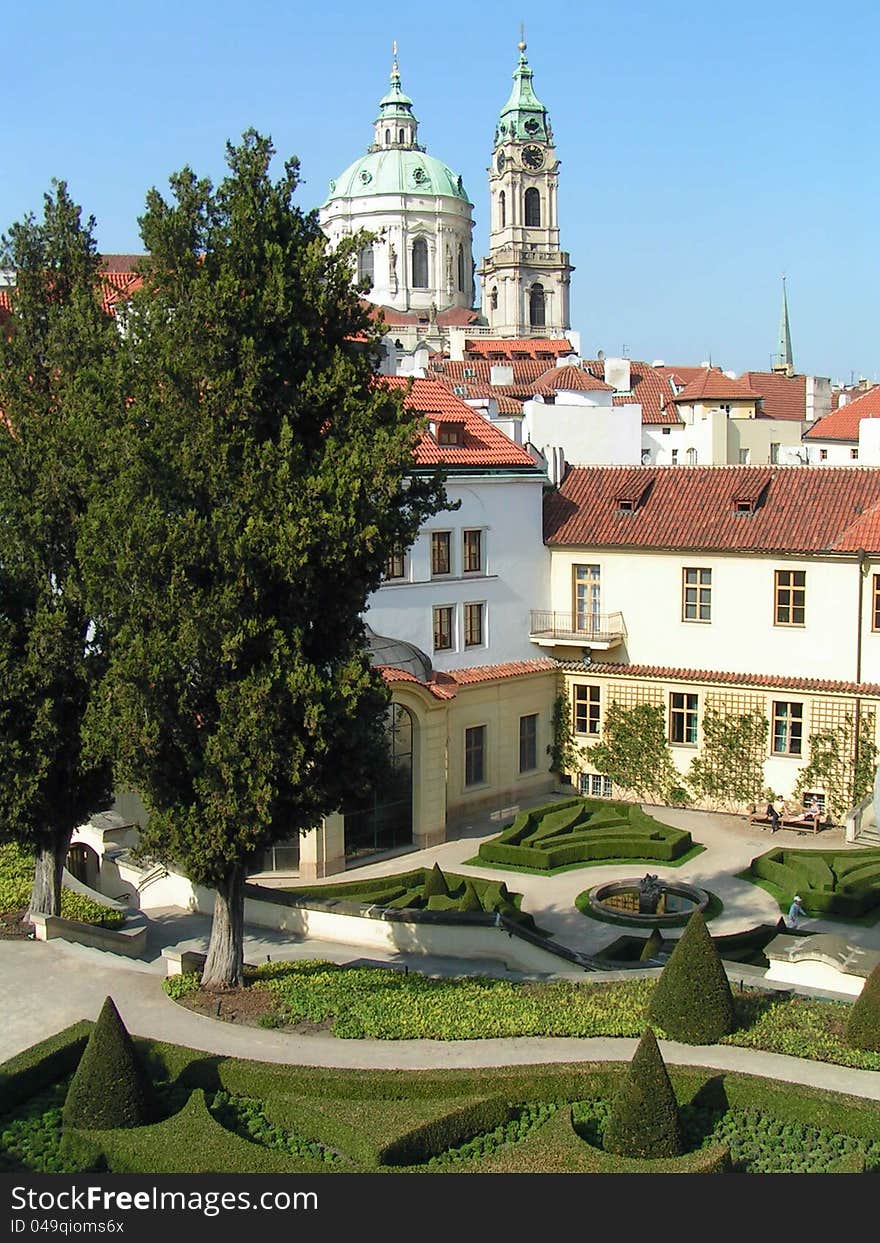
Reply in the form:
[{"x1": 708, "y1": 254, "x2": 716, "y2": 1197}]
[
  {"x1": 604, "y1": 1027, "x2": 683, "y2": 1158},
  {"x1": 63, "y1": 996, "x2": 154, "y2": 1130},
  {"x1": 459, "y1": 881, "x2": 483, "y2": 912},
  {"x1": 422, "y1": 862, "x2": 450, "y2": 899},
  {"x1": 846, "y1": 964, "x2": 880, "y2": 1052},
  {"x1": 648, "y1": 910, "x2": 735, "y2": 1043},
  {"x1": 639, "y1": 926, "x2": 664, "y2": 962}
]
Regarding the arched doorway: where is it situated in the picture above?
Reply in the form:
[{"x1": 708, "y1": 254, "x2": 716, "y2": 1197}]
[
  {"x1": 344, "y1": 703, "x2": 414, "y2": 860},
  {"x1": 66, "y1": 842, "x2": 100, "y2": 889}
]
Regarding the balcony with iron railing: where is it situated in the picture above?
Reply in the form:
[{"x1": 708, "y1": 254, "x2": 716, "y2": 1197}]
[{"x1": 529, "y1": 610, "x2": 626, "y2": 650}]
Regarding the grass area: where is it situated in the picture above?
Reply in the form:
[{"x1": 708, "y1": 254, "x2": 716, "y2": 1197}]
[
  {"x1": 735, "y1": 869, "x2": 880, "y2": 929},
  {"x1": 461, "y1": 842, "x2": 707, "y2": 877},
  {"x1": 0, "y1": 841, "x2": 124, "y2": 929},
  {"x1": 573, "y1": 886, "x2": 724, "y2": 928},
  {"x1": 475, "y1": 798, "x2": 695, "y2": 873},
  {"x1": 4, "y1": 1028, "x2": 880, "y2": 1174}
]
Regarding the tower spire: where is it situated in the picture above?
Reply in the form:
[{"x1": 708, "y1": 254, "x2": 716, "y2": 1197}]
[{"x1": 772, "y1": 274, "x2": 794, "y2": 376}]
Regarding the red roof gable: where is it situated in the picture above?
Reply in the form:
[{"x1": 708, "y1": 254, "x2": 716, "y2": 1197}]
[
  {"x1": 544, "y1": 465, "x2": 880, "y2": 554},
  {"x1": 582, "y1": 360, "x2": 681, "y2": 426},
  {"x1": 380, "y1": 376, "x2": 536, "y2": 469},
  {"x1": 529, "y1": 365, "x2": 613, "y2": 395},
  {"x1": 673, "y1": 370, "x2": 759, "y2": 403},
  {"x1": 805, "y1": 385, "x2": 880, "y2": 443},
  {"x1": 739, "y1": 371, "x2": 807, "y2": 421},
  {"x1": 380, "y1": 657, "x2": 558, "y2": 699},
  {"x1": 463, "y1": 337, "x2": 573, "y2": 359}
]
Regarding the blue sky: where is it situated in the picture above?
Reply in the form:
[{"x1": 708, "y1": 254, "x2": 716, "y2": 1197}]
[{"x1": 5, "y1": 1, "x2": 877, "y2": 381}]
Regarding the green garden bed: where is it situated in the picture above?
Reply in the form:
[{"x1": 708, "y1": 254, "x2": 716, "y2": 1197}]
[
  {"x1": 474, "y1": 798, "x2": 694, "y2": 872},
  {"x1": 0, "y1": 841, "x2": 124, "y2": 930},
  {"x1": 746, "y1": 846, "x2": 880, "y2": 920},
  {"x1": 3, "y1": 1023, "x2": 880, "y2": 1175}
]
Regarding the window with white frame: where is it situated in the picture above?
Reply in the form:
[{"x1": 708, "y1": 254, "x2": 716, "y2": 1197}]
[
  {"x1": 578, "y1": 773, "x2": 612, "y2": 798},
  {"x1": 463, "y1": 529, "x2": 483, "y2": 574},
  {"x1": 772, "y1": 701, "x2": 803, "y2": 756},
  {"x1": 573, "y1": 684, "x2": 600, "y2": 735},
  {"x1": 431, "y1": 531, "x2": 451, "y2": 576},
  {"x1": 682, "y1": 567, "x2": 711, "y2": 622},
  {"x1": 464, "y1": 602, "x2": 484, "y2": 648},
  {"x1": 669, "y1": 692, "x2": 698, "y2": 745},
  {"x1": 433, "y1": 605, "x2": 454, "y2": 652},
  {"x1": 383, "y1": 545, "x2": 407, "y2": 581}
]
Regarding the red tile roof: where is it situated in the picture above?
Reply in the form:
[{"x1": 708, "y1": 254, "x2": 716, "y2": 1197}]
[
  {"x1": 380, "y1": 658, "x2": 558, "y2": 699},
  {"x1": 655, "y1": 365, "x2": 719, "y2": 389},
  {"x1": 831, "y1": 382, "x2": 877, "y2": 412},
  {"x1": 544, "y1": 465, "x2": 880, "y2": 554},
  {"x1": 529, "y1": 365, "x2": 613, "y2": 395},
  {"x1": 582, "y1": 360, "x2": 681, "y2": 425},
  {"x1": 463, "y1": 337, "x2": 573, "y2": 359},
  {"x1": 0, "y1": 262, "x2": 143, "y2": 320},
  {"x1": 739, "y1": 371, "x2": 807, "y2": 421},
  {"x1": 673, "y1": 370, "x2": 759, "y2": 403},
  {"x1": 804, "y1": 385, "x2": 880, "y2": 443},
  {"x1": 380, "y1": 376, "x2": 536, "y2": 469},
  {"x1": 561, "y1": 662, "x2": 880, "y2": 698},
  {"x1": 373, "y1": 304, "x2": 480, "y2": 328}
]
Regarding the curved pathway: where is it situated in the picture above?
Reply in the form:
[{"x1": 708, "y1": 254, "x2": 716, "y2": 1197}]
[{"x1": 3, "y1": 939, "x2": 879, "y2": 1104}]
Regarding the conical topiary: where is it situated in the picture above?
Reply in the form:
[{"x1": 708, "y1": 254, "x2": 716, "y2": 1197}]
[
  {"x1": 603, "y1": 1027, "x2": 683, "y2": 1158},
  {"x1": 639, "y1": 927, "x2": 664, "y2": 962},
  {"x1": 648, "y1": 910, "x2": 735, "y2": 1043},
  {"x1": 459, "y1": 881, "x2": 483, "y2": 912},
  {"x1": 63, "y1": 996, "x2": 154, "y2": 1130},
  {"x1": 422, "y1": 863, "x2": 449, "y2": 899},
  {"x1": 846, "y1": 964, "x2": 880, "y2": 1052}
]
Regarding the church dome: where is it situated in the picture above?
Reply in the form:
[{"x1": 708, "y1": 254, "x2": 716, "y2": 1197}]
[{"x1": 325, "y1": 148, "x2": 468, "y2": 205}]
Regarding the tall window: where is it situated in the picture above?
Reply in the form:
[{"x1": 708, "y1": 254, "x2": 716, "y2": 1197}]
[
  {"x1": 686, "y1": 447, "x2": 698, "y2": 465},
  {"x1": 384, "y1": 545, "x2": 406, "y2": 580},
  {"x1": 499, "y1": 190, "x2": 506, "y2": 227},
  {"x1": 463, "y1": 529, "x2": 483, "y2": 573},
  {"x1": 772, "y1": 701, "x2": 803, "y2": 755},
  {"x1": 490, "y1": 286, "x2": 498, "y2": 310},
  {"x1": 873, "y1": 575, "x2": 880, "y2": 631},
  {"x1": 464, "y1": 602, "x2": 484, "y2": 648},
  {"x1": 574, "y1": 564, "x2": 601, "y2": 631},
  {"x1": 457, "y1": 244, "x2": 465, "y2": 293},
  {"x1": 431, "y1": 531, "x2": 451, "y2": 576},
  {"x1": 573, "y1": 685, "x2": 600, "y2": 736},
  {"x1": 670, "y1": 692, "x2": 698, "y2": 745},
  {"x1": 775, "y1": 569, "x2": 806, "y2": 626},
  {"x1": 529, "y1": 283, "x2": 545, "y2": 328},
  {"x1": 357, "y1": 245, "x2": 374, "y2": 289},
  {"x1": 433, "y1": 606, "x2": 454, "y2": 652},
  {"x1": 770, "y1": 442, "x2": 780, "y2": 464},
  {"x1": 519, "y1": 714, "x2": 538, "y2": 773},
  {"x1": 465, "y1": 725, "x2": 486, "y2": 786},
  {"x1": 682, "y1": 568, "x2": 711, "y2": 622},
  {"x1": 524, "y1": 187, "x2": 541, "y2": 226},
  {"x1": 412, "y1": 238, "x2": 429, "y2": 288}
]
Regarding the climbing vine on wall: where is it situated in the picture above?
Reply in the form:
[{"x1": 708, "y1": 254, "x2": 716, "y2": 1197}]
[
  {"x1": 688, "y1": 709, "x2": 769, "y2": 810},
  {"x1": 550, "y1": 694, "x2": 579, "y2": 777},
  {"x1": 584, "y1": 701, "x2": 686, "y2": 805},
  {"x1": 794, "y1": 709, "x2": 878, "y2": 822}
]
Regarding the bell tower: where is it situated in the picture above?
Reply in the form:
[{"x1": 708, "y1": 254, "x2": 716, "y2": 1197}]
[{"x1": 478, "y1": 38, "x2": 573, "y2": 337}]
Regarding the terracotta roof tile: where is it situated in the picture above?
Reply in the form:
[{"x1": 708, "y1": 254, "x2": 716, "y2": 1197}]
[
  {"x1": 379, "y1": 657, "x2": 558, "y2": 699},
  {"x1": 655, "y1": 365, "x2": 718, "y2": 388},
  {"x1": 380, "y1": 376, "x2": 536, "y2": 469},
  {"x1": 804, "y1": 385, "x2": 880, "y2": 443},
  {"x1": 582, "y1": 360, "x2": 681, "y2": 425},
  {"x1": 673, "y1": 370, "x2": 759, "y2": 403},
  {"x1": 463, "y1": 338, "x2": 573, "y2": 358},
  {"x1": 373, "y1": 304, "x2": 480, "y2": 328},
  {"x1": 739, "y1": 371, "x2": 807, "y2": 421},
  {"x1": 544, "y1": 464, "x2": 880, "y2": 554},
  {"x1": 529, "y1": 365, "x2": 613, "y2": 395},
  {"x1": 559, "y1": 662, "x2": 880, "y2": 698}
]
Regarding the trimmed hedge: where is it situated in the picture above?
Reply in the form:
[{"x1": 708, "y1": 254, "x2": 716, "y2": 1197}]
[
  {"x1": 639, "y1": 927, "x2": 664, "y2": 962},
  {"x1": 846, "y1": 965, "x2": 880, "y2": 1052},
  {"x1": 0, "y1": 1023, "x2": 93, "y2": 1117},
  {"x1": 62, "y1": 998, "x2": 154, "y2": 1130},
  {"x1": 604, "y1": 1028, "x2": 682, "y2": 1158},
  {"x1": 649, "y1": 912, "x2": 735, "y2": 1043},
  {"x1": 477, "y1": 798, "x2": 692, "y2": 871},
  {"x1": 749, "y1": 847, "x2": 880, "y2": 918}
]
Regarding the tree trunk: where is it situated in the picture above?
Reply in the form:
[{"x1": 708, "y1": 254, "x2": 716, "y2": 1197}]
[
  {"x1": 202, "y1": 864, "x2": 246, "y2": 990},
  {"x1": 27, "y1": 831, "x2": 72, "y2": 921}
]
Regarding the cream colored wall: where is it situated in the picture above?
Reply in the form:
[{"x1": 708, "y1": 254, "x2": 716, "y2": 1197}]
[
  {"x1": 731, "y1": 417, "x2": 805, "y2": 465},
  {"x1": 549, "y1": 547, "x2": 864, "y2": 683},
  {"x1": 445, "y1": 672, "x2": 557, "y2": 824}
]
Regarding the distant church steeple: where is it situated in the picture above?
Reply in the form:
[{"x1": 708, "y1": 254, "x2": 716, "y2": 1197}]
[{"x1": 772, "y1": 275, "x2": 794, "y2": 376}]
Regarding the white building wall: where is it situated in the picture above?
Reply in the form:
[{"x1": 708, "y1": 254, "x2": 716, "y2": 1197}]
[
  {"x1": 366, "y1": 473, "x2": 550, "y2": 669},
  {"x1": 522, "y1": 394, "x2": 641, "y2": 467},
  {"x1": 548, "y1": 547, "x2": 871, "y2": 683},
  {"x1": 802, "y1": 440, "x2": 861, "y2": 465}
]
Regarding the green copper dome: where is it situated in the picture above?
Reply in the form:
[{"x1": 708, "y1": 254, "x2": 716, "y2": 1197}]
[
  {"x1": 324, "y1": 149, "x2": 469, "y2": 205},
  {"x1": 496, "y1": 40, "x2": 551, "y2": 145}
]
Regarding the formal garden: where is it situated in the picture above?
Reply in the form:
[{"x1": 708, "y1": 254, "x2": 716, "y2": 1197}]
[
  {"x1": 743, "y1": 846, "x2": 880, "y2": 922},
  {"x1": 468, "y1": 798, "x2": 699, "y2": 874}
]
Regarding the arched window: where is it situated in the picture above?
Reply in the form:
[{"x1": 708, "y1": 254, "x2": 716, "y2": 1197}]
[
  {"x1": 686, "y1": 447, "x2": 698, "y2": 465},
  {"x1": 524, "y1": 188, "x2": 541, "y2": 227},
  {"x1": 457, "y1": 244, "x2": 465, "y2": 293},
  {"x1": 529, "y1": 283, "x2": 545, "y2": 328},
  {"x1": 357, "y1": 245, "x2": 374, "y2": 289},
  {"x1": 412, "y1": 238, "x2": 429, "y2": 289},
  {"x1": 499, "y1": 190, "x2": 506, "y2": 227},
  {"x1": 385, "y1": 129, "x2": 390, "y2": 145},
  {"x1": 490, "y1": 286, "x2": 498, "y2": 310},
  {"x1": 399, "y1": 128, "x2": 405, "y2": 144}
]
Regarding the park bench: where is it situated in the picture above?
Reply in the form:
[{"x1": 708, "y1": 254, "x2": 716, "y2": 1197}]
[{"x1": 747, "y1": 808, "x2": 823, "y2": 836}]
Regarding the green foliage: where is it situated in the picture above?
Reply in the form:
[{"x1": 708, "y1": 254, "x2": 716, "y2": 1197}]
[
  {"x1": 0, "y1": 842, "x2": 122, "y2": 927},
  {"x1": 550, "y1": 695, "x2": 579, "y2": 775},
  {"x1": 649, "y1": 912, "x2": 735, "y2": 1043},
  {"x1": 0, "y1": 183, "x2": 118, "y2": 914},
  {"x1": 688, "y1": 709, "x2": 769, "y2": 808},
  {"x1": 422, "y1": 863, "x2": 449, "y2": 899},
  {"x1": 0, "y1": 1023, "x2": 92, "y2": 1118},
  {"x1": 62, "y1": 997, "x2": 154, "y2": 1130},
  {"x1": 794, "y1": 710, "x2": 878, "y2": 821},
  {"x1": 846, "y1": 965, "x2": 880, "y2": 1052},
  {"x1": 459, "y1": 881, "x2": 482, "y2": 912},
  {"x1": 584, "y1": 701, "x2": 685, "y2": 804},
  {"x1": 749, "y1": 846, "x2": 880, "y2": 918},
  {"x1": 640, "y1": 928, "x2": 664, "y2": 962},
  {"x1": 161, "y1": 973, "x2": 203, "y2": 1001},
  {"x1": 477, "y1": 797, "x2": 692, "y2": 871},
  {"x1": 210, "y1": 1091, "x2": 340, "y2": 1164},
  {"x1": 604, "y1": 1028, "x2": 682, "y2": 1158},
  {"x1": 78, "y1": 132, "x2": 448, "y2": 985}
]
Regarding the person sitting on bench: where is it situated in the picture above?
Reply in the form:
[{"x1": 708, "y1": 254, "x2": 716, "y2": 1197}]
[{"x1": 766, "y1": 801, "x2": 781, "y2": 832}]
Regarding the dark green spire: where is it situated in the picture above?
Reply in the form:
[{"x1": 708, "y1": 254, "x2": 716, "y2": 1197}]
[
  {"x1": 496, "y1": 36, "x2": 551, "y2": 145},
  {"x1": 772, "y1": 275, "x2": 794, "y2": 376}
]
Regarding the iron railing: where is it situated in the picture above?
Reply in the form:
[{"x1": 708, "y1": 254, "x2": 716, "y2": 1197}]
[{"x1": 529, "y1": 610, "x2": 626, "y2": 644}]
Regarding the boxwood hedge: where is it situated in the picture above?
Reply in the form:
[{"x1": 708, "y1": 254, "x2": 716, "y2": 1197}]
[{"x1": 749, "y1": 847, "x2": 880, "y2": 917}]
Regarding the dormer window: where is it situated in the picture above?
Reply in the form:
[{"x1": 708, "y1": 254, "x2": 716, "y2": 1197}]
[
  {"x1": 734, "y1": 499, "x2": 755, "y2": 515},
  {"x1": 438, "y1": 422, "x2": 465, "y2": 446},
  {"x1": 617, "y1": 499, "x2": 635, "y2": 514}
]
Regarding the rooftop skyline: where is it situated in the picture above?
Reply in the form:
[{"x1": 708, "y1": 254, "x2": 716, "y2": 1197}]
[{"x1": 4, "y1": 1, "x2": 877, "y2": 382}]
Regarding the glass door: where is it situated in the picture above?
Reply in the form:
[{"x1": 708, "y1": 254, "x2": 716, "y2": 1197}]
[{"x1": 574, "y1": 565, "x2": 601, "y2": 635}]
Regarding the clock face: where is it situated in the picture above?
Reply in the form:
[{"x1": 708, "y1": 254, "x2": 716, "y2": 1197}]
[
  {"x1": 496, "y1": 151, "x2": 506, "y2": 173},
  {"x1": 522, "y1": 145, "x2": 544, "y2": 169}
]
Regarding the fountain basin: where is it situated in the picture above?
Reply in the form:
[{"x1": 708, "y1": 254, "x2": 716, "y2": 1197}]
[{"x1": 586, "y1": 877, "x2": 710, "y2": 927}]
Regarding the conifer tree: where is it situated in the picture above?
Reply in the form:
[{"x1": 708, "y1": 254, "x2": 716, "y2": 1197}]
[
  {"x1": 648, "y1": 910, "x2": 735, "y2": 1042},
  {"x1": 604, "y1": 1027, "x2": 683, "y2": 1158},
  {"x1": 0, "y1": 183, "x2": 118, "y2": 918},
  {"x1": 81, "y1": 132, "x2": 447, "y2": 988},
  {"x1": 63, "y1": 996, "x2": 153, "y2": 1130}
]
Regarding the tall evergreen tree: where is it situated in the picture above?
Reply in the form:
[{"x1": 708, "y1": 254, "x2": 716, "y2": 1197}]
[
  {"x1": 81, "y1": 132, "x2": 447, "y2": 988},
  {"x1": 0, "y1": 183, "x2": 118, "y2": 917}
]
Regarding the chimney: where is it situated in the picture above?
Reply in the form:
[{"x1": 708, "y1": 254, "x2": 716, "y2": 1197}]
[
  {"x1": 603, "y1": 356, "x2": 631, "y2": 393},
  {"x1": 490, "y1": 364, "x2": 514, "y2": 386}
]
